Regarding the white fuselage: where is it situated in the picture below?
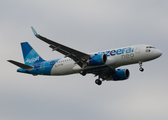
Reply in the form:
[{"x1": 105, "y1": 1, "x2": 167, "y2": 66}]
[{"x1": 50, "y1": 45, "x2": 162, "y2": 75}]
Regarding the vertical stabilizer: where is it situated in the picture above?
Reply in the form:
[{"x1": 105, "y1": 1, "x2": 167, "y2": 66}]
[{"x1": 21, "y1": 42, "x2": 45, "y2": 65}]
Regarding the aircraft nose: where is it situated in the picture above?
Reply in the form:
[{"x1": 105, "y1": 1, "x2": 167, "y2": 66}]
[{"x1": 156, "y1": 49, "x2": 162, "y2": 58}]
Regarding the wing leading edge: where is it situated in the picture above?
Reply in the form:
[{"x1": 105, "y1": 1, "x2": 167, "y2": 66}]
[{"x1": 31, "y1": 27, "x2": 90, "y2": 68}]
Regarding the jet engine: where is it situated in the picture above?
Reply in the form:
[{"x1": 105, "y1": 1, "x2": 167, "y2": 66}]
[
  {"x1": 87, "y1": 54, "x2": 107, "y2": 66},
  {"x1": 113, "y1": 69, "x2": 130, "y2": 81}
]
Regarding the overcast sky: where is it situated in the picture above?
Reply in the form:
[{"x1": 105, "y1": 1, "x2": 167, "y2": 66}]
[{"x1": 0, "y1": 0, "x2": 168, "y2": 120}]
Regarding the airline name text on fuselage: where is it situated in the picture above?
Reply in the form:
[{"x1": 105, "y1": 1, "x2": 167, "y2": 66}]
[{"x1": 98, "y1": 47, "x2": 134, "y2": 57}]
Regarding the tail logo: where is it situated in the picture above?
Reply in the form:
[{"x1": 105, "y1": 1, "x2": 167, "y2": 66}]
[{"x1": 26, "y1": 56, "x2": 40, "y2": 63}]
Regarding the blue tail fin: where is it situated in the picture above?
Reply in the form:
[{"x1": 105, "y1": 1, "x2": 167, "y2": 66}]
[{"x1": 21, "y1": 42, "x2": 45, "y2": 65}]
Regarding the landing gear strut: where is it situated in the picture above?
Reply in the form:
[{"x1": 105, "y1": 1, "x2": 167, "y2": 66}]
[
  {"x1": 139, "y1": 61, "x2": 144, "y2": 72},
  {"x1": 95, "y1": 79, "x2": 102, "y2": 85}
]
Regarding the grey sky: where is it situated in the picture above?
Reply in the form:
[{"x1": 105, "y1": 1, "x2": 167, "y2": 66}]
[{"x1": 0, "y1": 0, "x2": 168, "y2": 120}]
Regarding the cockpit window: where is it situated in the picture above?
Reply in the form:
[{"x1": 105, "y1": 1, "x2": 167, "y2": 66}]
[{"x1": 146, "y1": 46, "x2": 155, "y2": 49}]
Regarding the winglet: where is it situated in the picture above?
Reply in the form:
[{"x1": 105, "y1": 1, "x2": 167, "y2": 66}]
[{"x1": 31, "y1": 26, "x2": 38, "y2": 36}]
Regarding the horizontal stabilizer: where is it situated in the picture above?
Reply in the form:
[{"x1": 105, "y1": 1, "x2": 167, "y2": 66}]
[{"x1": 7, "y1": 60, "x2": 34, "y2": 69}]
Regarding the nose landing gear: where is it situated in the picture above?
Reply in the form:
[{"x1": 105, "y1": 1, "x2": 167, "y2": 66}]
[
  {"x1": 139, "y1": 67, "x2": 144, "y2": 72},
  {"x1": 139, "y1": 61, "x2": 144, "y2": 72}
]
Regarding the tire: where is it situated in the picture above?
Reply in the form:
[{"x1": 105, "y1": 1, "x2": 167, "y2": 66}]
[
  {"x1": 80, "y1": 70, "x2": 86, "y2": 76},
  {"x1": 95, "y1": 79, "x2": 102, "y2": 85},
  {"x1": 139, "y1": 68, "x2": 144, "y2": 72}
]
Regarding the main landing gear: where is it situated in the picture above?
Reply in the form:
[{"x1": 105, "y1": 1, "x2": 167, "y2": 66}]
[
  {"x1": 79, "y1": 70, "x2": 86, "y2": 76},
  {"x1": 79, "y1": 70, "x2": 102, "y2": 85},
  {"x1": 95, "y1": 74, "x2": 103, "y2": 85},
  {"x1": 95, "y1": 79, "x2": 102, "y2": 85},
  {"x1": 139, "y1": 61, "x2": 144, "y2": 72}
]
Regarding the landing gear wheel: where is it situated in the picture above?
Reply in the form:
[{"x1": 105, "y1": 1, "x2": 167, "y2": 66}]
[
  {"x1": 79, "y1": 70, "x2": 86, "y2": 76},
  {"x1": 139, "y1": 67, "x2": 144, "y2": 72},
  {"x1": 139, "y1": 61, "x2": 144, "y2": 72},
  {"x1": 95, "y1": 79, "x2": 102, "y2": 85}
]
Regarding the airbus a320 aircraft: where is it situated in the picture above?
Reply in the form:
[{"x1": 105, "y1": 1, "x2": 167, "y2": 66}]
[{"x1": 8, "y1": 27, "x2": 162, "y2": 85}]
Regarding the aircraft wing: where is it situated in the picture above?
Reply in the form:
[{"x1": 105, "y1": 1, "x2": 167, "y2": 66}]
[{"x1": 31, "y1": 27, "x2": 90, "y2": 68}]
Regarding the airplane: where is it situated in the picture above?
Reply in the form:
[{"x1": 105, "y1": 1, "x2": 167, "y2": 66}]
[{"x1": 8, "y1": 27, "x2": 162, "y2": 85}]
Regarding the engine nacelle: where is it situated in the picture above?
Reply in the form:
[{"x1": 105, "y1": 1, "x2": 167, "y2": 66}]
[
  {"x1": 113, "y1": 69, "x2": 130, "y2": 81},
  {"x1": 87, "y1": 54, "x2": 107, "y2": 66}
]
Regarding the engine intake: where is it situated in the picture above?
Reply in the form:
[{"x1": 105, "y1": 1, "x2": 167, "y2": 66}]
[{"x1": 87, "y1": 54, "x2": 107, "y2": 66}]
